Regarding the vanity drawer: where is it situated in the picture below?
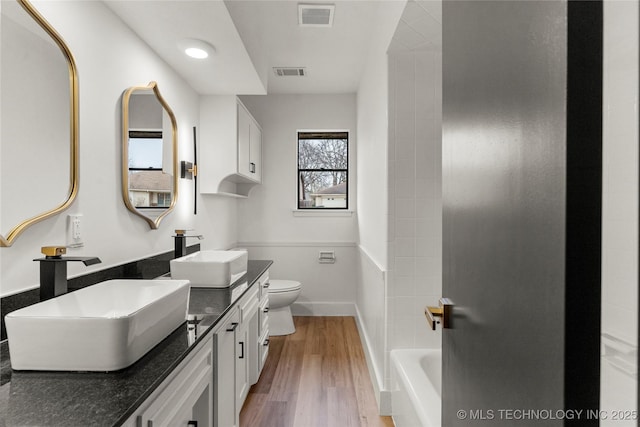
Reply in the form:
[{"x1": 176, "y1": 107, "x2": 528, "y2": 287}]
[{"x1": 239, "y1": 286, "x2": 259, "y2": 323}]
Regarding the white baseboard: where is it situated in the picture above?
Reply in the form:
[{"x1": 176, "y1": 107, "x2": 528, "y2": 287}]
[
  {"x1": 291, "y1": 302, "x2": 356, "y2": 316},
  {"x1": 355, "y1": 305, "x2": 391, "y2": 416}
]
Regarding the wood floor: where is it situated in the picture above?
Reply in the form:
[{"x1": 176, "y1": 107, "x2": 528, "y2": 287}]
[{"x1": 240, "y1": 316, "x2": 394, "y2": 427}]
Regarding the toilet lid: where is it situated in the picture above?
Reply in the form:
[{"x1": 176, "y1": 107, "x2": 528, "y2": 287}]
[{"x1": 268, "y1": 279, "x2": 301, "y2": 293}]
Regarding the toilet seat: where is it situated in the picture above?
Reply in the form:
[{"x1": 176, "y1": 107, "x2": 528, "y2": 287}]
[{"x1": 268, "y1": 279, "x2": 301, "y2": 293}]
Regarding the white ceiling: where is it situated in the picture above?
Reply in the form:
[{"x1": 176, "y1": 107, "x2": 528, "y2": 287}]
[
  {"x1": 105, "y1": 0, "x2": 442, "y2": 96},
  {"x1": 104, "y1": 0, "x2": 267, "y2": 95},
  {"x1": 224, "y1": 0, "x2": 378, "y2": 94},
  {"x1": 389, "y1": 0, "x2": 442, "y2": 53}
]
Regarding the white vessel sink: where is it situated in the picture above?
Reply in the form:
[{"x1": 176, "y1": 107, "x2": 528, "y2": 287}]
[
  {"x1": 5, "y1": 279, "x2": 190, "y2": 371},
  {"x1": 170, "y1": 250, "x2": 248, "y2": 288}
]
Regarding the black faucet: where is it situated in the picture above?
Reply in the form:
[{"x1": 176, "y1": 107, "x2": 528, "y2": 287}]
[
  {"x1": 173, "y1": 229, "x2": 204, "y2": 259},
  {"x1": 33, "y1": 246, "x2": 101, "y2": 301}
]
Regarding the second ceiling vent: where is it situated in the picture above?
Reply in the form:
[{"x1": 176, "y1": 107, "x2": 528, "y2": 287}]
[
  {"x1": 273, "y1": 67, "x2": 306, "y2": 77},
  {"x1": 298, "y1": 4, "x2": 335, "y2": 27}
]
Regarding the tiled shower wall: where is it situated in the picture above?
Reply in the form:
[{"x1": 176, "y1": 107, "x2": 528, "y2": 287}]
[{"x1": 386, "y1": 49, "x2": 442, "y2": 386}]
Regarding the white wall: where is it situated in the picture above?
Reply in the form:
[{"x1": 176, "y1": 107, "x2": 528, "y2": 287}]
[
  {"x1": 0, "y1": 1, "x2": 237, "y2": 297},
  {"x1": 236, "y1": 94, "x2": 358, "y2": 313},
  {"x1": 601, "y1": 0, "x2": 638, "y2": 421},
  {"x1": 354, "y1": 0, "x2": 406, "y2": 413}
]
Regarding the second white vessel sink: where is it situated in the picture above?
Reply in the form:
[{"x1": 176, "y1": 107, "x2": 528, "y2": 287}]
[
  {"x1": 170, "y1": 250, "x2": 248, "y2": 288},
  {"x1": 5, "y1": 279, "x2": 190, "y2": 371}
]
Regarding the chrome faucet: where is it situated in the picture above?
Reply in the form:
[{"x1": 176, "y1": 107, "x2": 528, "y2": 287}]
[
  {"x1": 174, "y1": 229, "x2": 204, "y2": 259},
  {"x1": 34, "y1": 246, "x2": 101, "y2": 301}
]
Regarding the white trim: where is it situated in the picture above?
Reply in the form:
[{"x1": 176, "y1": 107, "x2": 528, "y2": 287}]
[
  {"x1": 292, "y1": 209, "x2": 354, "y2": 217},
  {"x1": 296, "y1": 128, "x2": 353, "y2": 213},
  {"x1": 358, "y1": 244, "x2": 387, "y2": 278},
  {"x1": 290, "y1": 302, "x2": 356, "y2": 316},
  {"x1": 355, "y1": 305, "x2": 389, "y2": 415},
  {"x1": 237, "y1": 241, "x2": 356, "y2": 248}
]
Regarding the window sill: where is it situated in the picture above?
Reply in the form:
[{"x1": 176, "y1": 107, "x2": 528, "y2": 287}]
[{"x1": 292, "y1": 210, "x2": 354, "y2": 217}]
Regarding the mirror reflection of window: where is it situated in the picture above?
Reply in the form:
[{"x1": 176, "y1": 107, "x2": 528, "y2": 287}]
[{"x1": 127, "y1": 130, "x2": 172, "y2": 209}]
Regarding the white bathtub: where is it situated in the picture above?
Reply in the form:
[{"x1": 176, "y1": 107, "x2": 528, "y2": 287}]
[{"x1": 391, "y1": 349, "x2": 442, "y2": 427}]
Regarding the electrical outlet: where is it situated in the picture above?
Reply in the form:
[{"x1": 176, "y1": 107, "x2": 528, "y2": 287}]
[{"x1": 67, "y1": 214, "x2": 84, "y2": 248}]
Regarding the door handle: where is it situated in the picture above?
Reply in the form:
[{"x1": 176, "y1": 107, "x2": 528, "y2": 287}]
[{"x1": 425, "y1": 298, "x2": 453, "y2": 330}]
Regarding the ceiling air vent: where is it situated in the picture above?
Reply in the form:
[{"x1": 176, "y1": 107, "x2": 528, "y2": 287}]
[
  {"x1": 273, "y1": 67, "x2": 306, "y2": 77},
  {"x1": 298, "y1": 4, "x2": 335, "y2": 27}
]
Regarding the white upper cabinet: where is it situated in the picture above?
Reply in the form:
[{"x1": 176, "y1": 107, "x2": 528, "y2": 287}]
[
  {"x1": 200, "y1": 96, "x2": 262, "y2": 197},
  {"x1": 248, "y1": 114, "x2": 262, "y2": 182}
]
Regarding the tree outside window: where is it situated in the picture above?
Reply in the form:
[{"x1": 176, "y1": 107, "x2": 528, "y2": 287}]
[{"x1": 298, "y1": 131, "x2": 348, "y2": 209}]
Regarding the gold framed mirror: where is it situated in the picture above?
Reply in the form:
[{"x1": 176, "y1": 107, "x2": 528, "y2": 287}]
[
  {"x1": 0, "y1": 0, "x2": 79, "y2": 247},
  {"x1": 122, "y1": 82, "x2": 178, "y2": 229}
]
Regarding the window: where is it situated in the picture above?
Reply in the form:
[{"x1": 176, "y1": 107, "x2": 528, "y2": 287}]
[
  {"x1": 297, "y1": 131, "x2": 348, "y2": 209},
  {"x1": 128, "y1": 130, "x2": 172, "y2": 209}
]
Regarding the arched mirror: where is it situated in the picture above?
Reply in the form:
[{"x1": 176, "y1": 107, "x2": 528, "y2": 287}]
[
  {"x1": 122, "y1": 82, "x2": 178, "y2": 229},
  {"x1": 0, "y1": 0, "x2": 79, "y2": 247}
]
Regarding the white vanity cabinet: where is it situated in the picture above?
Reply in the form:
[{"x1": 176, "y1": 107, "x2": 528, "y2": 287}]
[
  {"x1": 214, "y1": 306, "x2": 240, "y2": 427},
  {"x1": 122, "y1": 268, "x2": 271, "y2": 427},
  {"x1": 123, "y1": 333, "x2": 214, "y2": 427},
  {"x1": 199, "y1": 96, "x2": 262, "y2": 198},
  {"x1": 256, "y1": 272, "x2": 270, "y2": 377},
  {"x1": 213, "y1": 280, "x2": 264, "y2": 427},
  {"x1": 236, "y1": 286, "x2": 259, "y2": 409}
]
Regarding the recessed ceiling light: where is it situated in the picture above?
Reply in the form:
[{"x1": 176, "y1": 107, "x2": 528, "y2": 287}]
[
  {"x1": 177, "y1": 39, "x2": 215, "y2": 60},
  {"x1": 185, "y1": 47, "x2": 208, "y2": 59}
]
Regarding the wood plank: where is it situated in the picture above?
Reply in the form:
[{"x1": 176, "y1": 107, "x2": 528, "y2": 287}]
[{"x1": 240, "y1": 316, "x2": 394, "y2": 427}]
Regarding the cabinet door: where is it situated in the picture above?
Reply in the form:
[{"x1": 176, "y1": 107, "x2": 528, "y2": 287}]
[
  {"x1": 137, "y1": 335, "x2": 213, "y2": 427},
  {"x1": 249, "y1": 119, "x2": 262, "y2": 182},
  {"x1": 237, "y1": 104, "x2": 251, "y2": 178},
  {"x1": 215, "y1": 311, "x2": 239, "y2": 427},
  {"x1": 259, "y1": 329, "x2": 270, "y2": 375},
  {"x1": 246, "y1": 308, "x2": 260, "y2": 386},
  {"x1": 235, "y1": 321, "x2": 250, "y2": 410}
]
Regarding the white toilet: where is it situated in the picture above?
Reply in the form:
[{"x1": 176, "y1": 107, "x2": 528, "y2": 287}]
[{"x1": 267, "y1": 279, "x2": 302, "y2": 336}]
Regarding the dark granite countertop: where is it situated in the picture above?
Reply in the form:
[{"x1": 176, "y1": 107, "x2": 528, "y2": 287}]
[{"x1": 0, "y1": 260, "x2": 272, "y2": 427}]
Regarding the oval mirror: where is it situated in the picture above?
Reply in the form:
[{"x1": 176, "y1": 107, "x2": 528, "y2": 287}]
[
  {"x1": 0, "y1": 0, "x2": 78, "y2": 247},
  {"x1": 122, "y1": 82, "x2": 178, "y2": 229}
]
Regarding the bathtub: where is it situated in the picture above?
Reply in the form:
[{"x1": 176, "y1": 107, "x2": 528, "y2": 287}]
[{"x1": 391, "y1": 349, "x2": 442, "y2": 427}]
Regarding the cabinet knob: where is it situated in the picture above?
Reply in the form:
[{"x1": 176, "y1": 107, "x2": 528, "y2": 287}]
[
  {"x1": 239, "y1": 341, "x2": 245, "y2": 359},
  {"x1": 263, "y1": 307, "x2": 269, "y2": 313},
  {"x1": 250, "y1": 162, "x2": 256, "y2": 173},
  {"x1": 262, "y1": 282, "x2": 270, "y2": 289},
  {"x1": 187, "y1": 422, "x2": 198, "y2": 427},
  {"x1": 226, "y1": 322, "x2": 238, "y2": 332},
  {"x1": 263, "y1": 339, "x2": 270, "y2": 346}
]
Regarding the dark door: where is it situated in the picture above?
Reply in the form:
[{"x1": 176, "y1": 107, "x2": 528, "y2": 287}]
[{"x1": 442, "y1": 1, "x2": 602, "y2": 426}]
